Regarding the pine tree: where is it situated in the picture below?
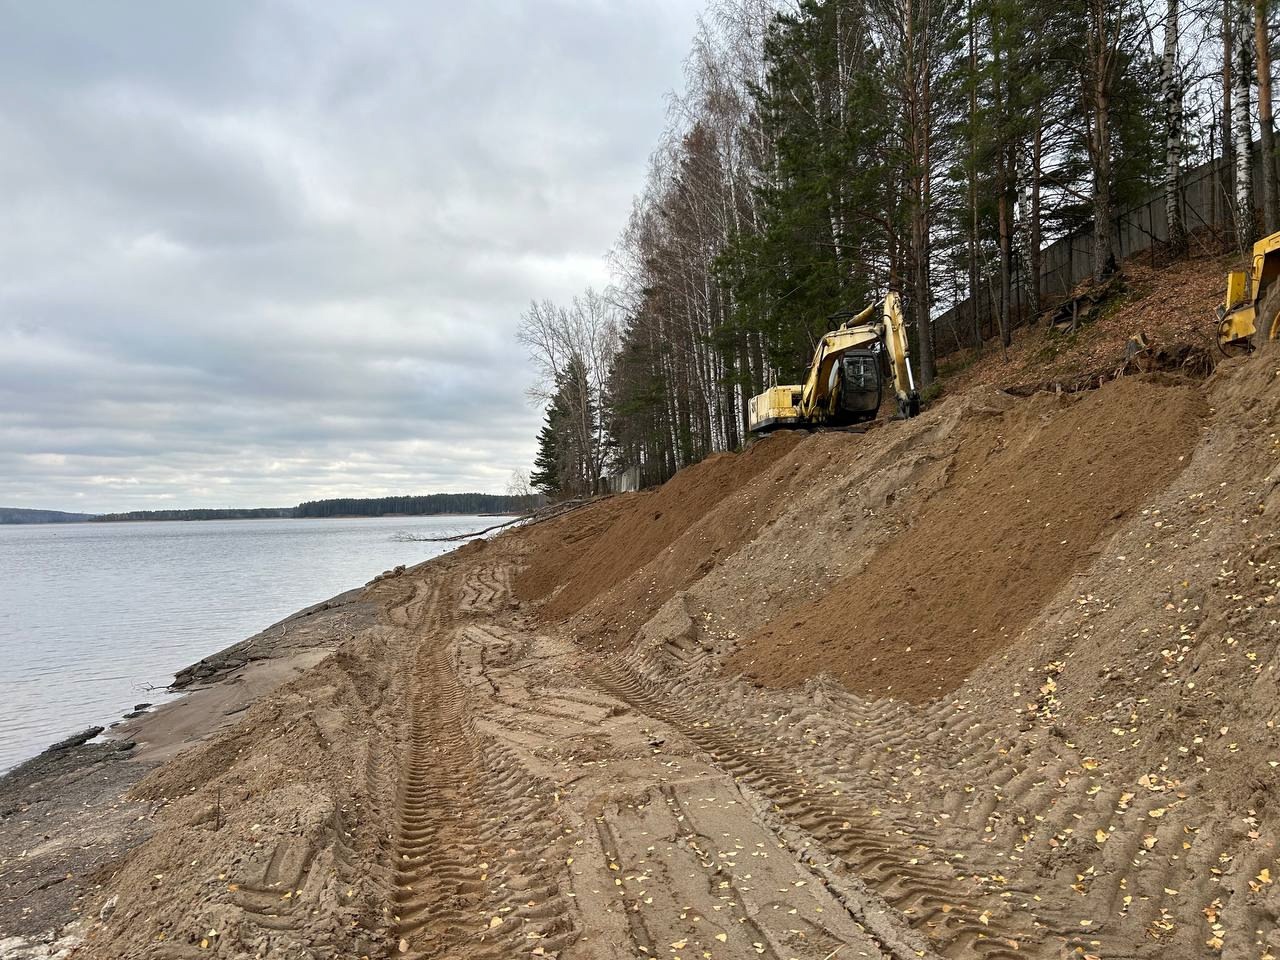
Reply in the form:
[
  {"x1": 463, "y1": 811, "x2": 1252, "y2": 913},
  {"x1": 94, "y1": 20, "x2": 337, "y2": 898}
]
[
  {"x1": 721, "y1": 0, "x2": 892, "y2": 383},
  {"x1": 529, "y1": 408, "x2": 562, "y2": 497}
]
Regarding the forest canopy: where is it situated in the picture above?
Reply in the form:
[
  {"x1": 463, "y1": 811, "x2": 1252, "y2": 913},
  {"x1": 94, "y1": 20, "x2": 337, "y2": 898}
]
[{"x1": 519, "y1": 0, "x2": 1279, "y2": 498}]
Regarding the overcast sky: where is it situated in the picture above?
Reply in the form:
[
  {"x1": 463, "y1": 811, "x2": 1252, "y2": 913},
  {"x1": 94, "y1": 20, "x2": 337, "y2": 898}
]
[{"x1": 0, "y1": 1, "x2": 701, "y2": 512}]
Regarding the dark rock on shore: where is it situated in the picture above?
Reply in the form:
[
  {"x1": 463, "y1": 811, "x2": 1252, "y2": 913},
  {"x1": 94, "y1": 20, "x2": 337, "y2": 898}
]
[{"x1": 45, "y1": 727, "x2": 104, "y2": 753}]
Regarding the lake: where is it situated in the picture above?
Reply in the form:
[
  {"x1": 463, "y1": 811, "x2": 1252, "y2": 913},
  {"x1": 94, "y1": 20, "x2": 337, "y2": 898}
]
[{"x1": 0, "y1": 515, "x2": 487, "y2": 772}]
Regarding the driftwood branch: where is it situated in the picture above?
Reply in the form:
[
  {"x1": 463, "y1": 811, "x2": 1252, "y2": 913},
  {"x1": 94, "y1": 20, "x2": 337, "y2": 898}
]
[{"x1": 391, "y1": 497, "x2": 599, "y2": 543}]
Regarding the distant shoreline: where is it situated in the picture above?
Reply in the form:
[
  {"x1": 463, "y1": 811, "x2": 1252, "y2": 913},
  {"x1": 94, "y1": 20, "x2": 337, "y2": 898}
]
[
  {"x1": 1, "y1": 511, "x2": 524, "y2": 526},
  {"x1": 88, "y1": 511, "x2": 524, "y2": 523},
  {"x1": 3, "y1": 494, "x2": 541, "y2": 525}
]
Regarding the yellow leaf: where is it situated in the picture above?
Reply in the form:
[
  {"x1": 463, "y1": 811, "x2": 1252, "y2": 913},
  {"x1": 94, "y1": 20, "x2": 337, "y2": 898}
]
[
  {"x1": 1081, "y1": 757, "x2": 1100, "y2": 770},
  {"x1": 715, "y1": 933, "x2": 727, "y2": 943},
  {"x1": 489, "y1": 916, "x2": 502, "y2": 929},
  {"x1": 671, "y1": 939, "x2": 688, "y2": 949},
  {"x1": 978, "y1": 911, "x2": 991, "y2": 925},
  {"x1": 1095, "y1": 829, "x2": 1108, "y2": 844}
]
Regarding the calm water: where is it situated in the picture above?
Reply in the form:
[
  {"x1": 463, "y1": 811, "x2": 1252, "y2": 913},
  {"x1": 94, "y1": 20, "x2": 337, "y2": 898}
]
[{"x1": 0, "y1": 515, "x2": 486, "y2": 772}]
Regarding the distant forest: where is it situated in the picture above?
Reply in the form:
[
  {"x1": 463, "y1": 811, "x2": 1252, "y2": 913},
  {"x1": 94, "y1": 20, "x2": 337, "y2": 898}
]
[
  {"x1": 94, "y1": 507, "x2": 293, "y2": 522},
  {"x1": 293, "y1": 493, "x2": 537, "y2": 518},
  {"x1": 91, "y1": 493, "x2": 538, "y2": 523},
  {"x1": 0, "y1": 507, "x2": 96, "y2": 524}
]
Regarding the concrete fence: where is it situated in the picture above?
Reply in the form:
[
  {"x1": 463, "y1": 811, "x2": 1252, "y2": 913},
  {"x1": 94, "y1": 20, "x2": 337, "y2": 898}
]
[{"x1": 934, "y1": 146, "x2": 1275, "y2": 345}]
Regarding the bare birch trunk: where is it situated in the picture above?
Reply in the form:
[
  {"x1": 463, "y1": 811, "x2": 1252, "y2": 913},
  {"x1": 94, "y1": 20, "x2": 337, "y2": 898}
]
[
  {"x1": 967, "y1": 0, "x2": 981, "y2": 348},
  {"x1": 1089, "y1": 13, "x2": 1117, "y2": 282},
  {"x1": 1233, "y1": 0, "x2": 1255, "y2": 251}
]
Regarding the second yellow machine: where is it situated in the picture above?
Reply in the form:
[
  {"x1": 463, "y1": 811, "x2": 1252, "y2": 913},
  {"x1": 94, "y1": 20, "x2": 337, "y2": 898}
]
[
  {"x1": 747, "y1": 292, "x2": 921, "y2": 432},
  {"x1": 1216, "y1": 229, "x2": 1280, "y2": 355}
]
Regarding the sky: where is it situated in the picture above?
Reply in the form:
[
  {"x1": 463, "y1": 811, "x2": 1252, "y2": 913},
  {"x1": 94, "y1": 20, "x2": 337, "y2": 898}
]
[{"x1": 0, "y1": 1, "x2": 702, "y2": 512}]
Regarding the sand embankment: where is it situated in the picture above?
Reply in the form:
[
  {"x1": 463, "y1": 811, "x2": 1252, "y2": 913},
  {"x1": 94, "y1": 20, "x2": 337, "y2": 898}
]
[{"x1": 5, "y1": 327, "x2": 1280, "y2": 958}]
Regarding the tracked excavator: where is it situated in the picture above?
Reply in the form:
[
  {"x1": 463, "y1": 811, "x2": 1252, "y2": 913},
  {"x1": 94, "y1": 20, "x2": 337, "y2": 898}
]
[
  {"x1": 748, "y1": 291, "x2": 921, "y2": 432},
  {"x1": 1217, "y1": 229, "x2": 1280, "y2": 355}
]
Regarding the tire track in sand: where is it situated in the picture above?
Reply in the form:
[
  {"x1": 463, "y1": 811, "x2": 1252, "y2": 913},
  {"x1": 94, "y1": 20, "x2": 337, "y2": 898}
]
[
  {"x1": 585, "y1": 658, "x2": 1051, "y2": 959},
  {"x1": 388, "y1": 576, "x2": 576, "y2": 960}
]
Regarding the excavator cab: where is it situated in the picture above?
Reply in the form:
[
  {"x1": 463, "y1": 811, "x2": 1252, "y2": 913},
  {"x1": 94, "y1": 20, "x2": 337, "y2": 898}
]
[{"x1": 835, "y1": 349, "x2": 882, "y2": 423}]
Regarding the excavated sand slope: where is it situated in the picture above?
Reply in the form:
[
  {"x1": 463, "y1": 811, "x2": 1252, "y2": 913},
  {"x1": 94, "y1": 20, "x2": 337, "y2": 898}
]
[
  {"x1": 731, "y1": 377, "x2": 1207, "y2": 701},
  {"x1": 70, "y1": 351, "x2": 1280, "y2": 960}
]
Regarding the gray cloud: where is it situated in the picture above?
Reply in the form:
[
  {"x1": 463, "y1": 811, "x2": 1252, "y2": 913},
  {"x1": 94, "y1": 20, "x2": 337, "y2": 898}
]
[{"x1": 0, "y1": 0, "x2": 700, "y2": 511}]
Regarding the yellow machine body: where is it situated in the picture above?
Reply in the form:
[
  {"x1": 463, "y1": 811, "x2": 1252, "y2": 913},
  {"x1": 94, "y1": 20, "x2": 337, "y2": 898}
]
[
  {"x1": 1217, "y1": 230, "x2": 1280, "y2": 352},
  {"x1": 748, "y1": 386, "x2": 803, "y2": 432}
]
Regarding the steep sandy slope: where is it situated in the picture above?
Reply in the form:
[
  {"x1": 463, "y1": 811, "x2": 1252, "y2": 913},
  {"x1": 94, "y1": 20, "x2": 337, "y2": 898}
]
[
  {"x1": 508, "y1": 348, "x2": 1280, "y2": 957},
  {"x1": 730, "y1": 376, "x2": 1207, "y2": 701}
]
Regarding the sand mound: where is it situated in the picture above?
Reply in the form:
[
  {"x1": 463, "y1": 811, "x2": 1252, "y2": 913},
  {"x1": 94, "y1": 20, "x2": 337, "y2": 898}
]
[
  {"x1": 516, "y1": 431, "x2": 803, "y2": 622},
  {"x1": 727, "y1": 376, "x2": 1207, "y2": 701}
]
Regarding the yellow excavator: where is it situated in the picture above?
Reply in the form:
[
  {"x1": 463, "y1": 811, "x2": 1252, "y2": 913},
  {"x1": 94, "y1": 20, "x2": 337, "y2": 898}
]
[
  {"x1": 748, "y1": 292, "x2": 921, "y2": 432},
  {"x1": 1217, "y1": 229, "x2": 1280, "y2": 355}
]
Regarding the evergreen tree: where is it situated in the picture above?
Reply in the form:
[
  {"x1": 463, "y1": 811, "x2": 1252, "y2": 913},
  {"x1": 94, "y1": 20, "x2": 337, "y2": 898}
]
[
  {"x1": 721, "y1": 0, "x2": 892, "y2": 383},
  {"x1": 529, "y1": 407, "x2": 562, "y2": 497},
  {"x1": 528, "y1": 356, "x2": 601, "y2": 500}
]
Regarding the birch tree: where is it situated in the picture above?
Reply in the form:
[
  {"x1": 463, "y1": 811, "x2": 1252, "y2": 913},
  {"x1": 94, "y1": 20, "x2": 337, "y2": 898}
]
[{"x1": 1232, "y1": 0, "x2": 1255, "y2": 250}]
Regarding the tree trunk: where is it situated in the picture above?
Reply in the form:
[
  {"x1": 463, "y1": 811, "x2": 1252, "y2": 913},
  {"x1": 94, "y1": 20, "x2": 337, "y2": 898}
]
[
  {"x1": 1257, "y1": 0, "x2": 1279, "y2": 234},
  {"x1": 1090, "y1": 36, "x2": 1117, "y2": 281},
  {"x1": 914, "y1": 57, "x2": 935, "y2": 386},
  {"x1": 997, "y1": 161, "x2": 1013, "y2": 348},
  {"x1": 1234, "y1": 0, "x2": 1255, "y2": 251},
  {"x1": 967, "y1": 0, "x2": 981, "y2": 349},
  {"x1": 1030, "y1": 117, "x2": 1043, "y2": 317},
  {"x1": 1222, "y1": 0, "x2": 1236, "y2": 234},
  {"x1": 1163, "y1": 0, "x2": 1185, "y2": 252}
]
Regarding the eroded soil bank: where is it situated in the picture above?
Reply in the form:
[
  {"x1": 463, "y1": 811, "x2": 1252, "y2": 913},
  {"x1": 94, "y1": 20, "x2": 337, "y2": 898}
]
[{"x1": 5, "y1": 345, "x2": 1280, "y2": 960}]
